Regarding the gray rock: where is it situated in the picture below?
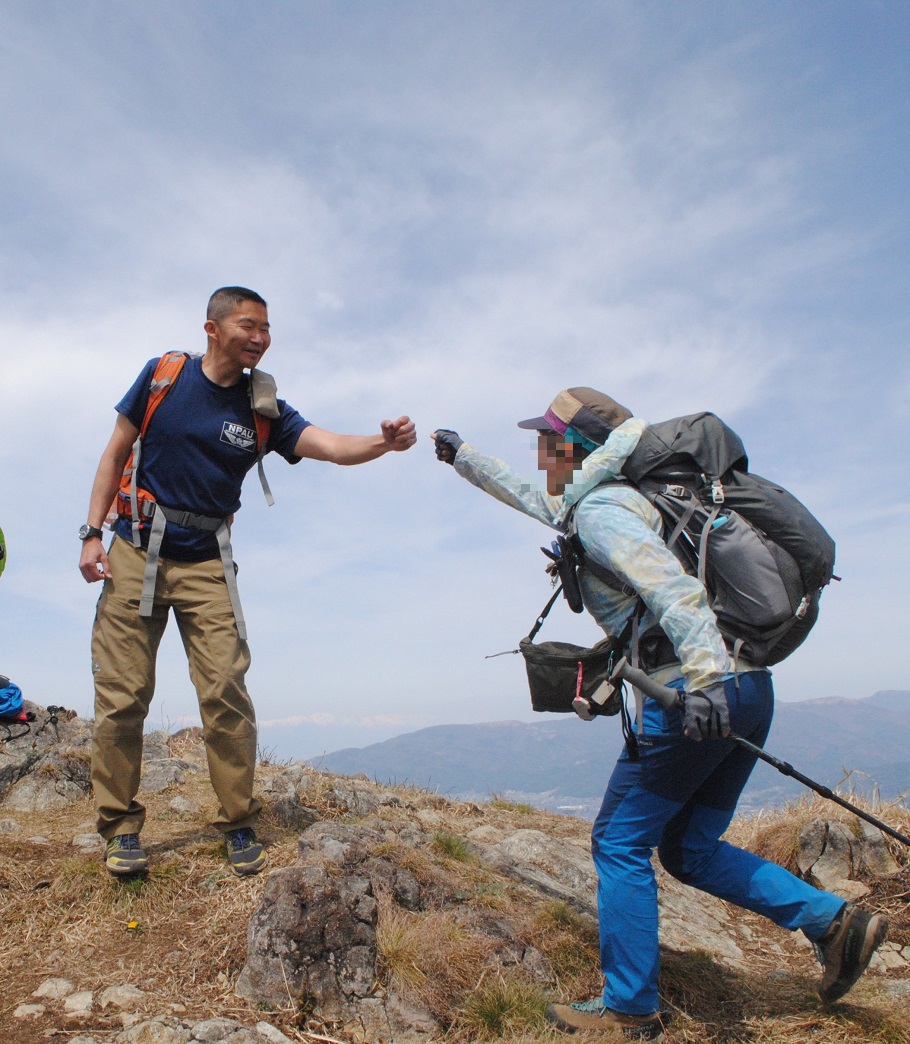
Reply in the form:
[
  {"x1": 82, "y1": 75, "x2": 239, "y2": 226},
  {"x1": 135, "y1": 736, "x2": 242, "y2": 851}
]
[
  {"x1": 253, "y1": 1024, "x2": 295, "y2": 1044},
  {"x1": 0, "y1": 704, "x2": 93, "y2": 809},
  {"x1": 322, "y1": 778, "x2": 383, "y2": 816},
  {"x1": 65, "y1": 990, "x2": 95, "y2": 1013},
  {"x1": 474, "y1": 828, "x2": 596, "y2": 913},
  {"x1": 0, "y1": 817, "x2": 21, "y2": 832},
  {"x1": 33, "y1": 976, "x2": 74, "y2": 998},
  {"x1": 169, "y1": 795, "x2": 201, "y2": 815},
  {"x1": 259, "y1": 766, "x2": 321, "y2": 829},
  {"x1": 100, "y1": 983, "x2": 147, "y2": 1010},
  {"x1": 191, "y1": 1017, "x2": 243, "y2": 1040},
  {"x1": 797, "y1": 820, "x2": 875, "y2": 900},
  {"x1": 115, "y1": 1017, "x2": 193, "y2": 1043},
  {"x1": 142, "y1": 729, "x2": 172, "y2": 762},
  {"x1": 297, "y1": 821, "x2": 383, "y2": 865},
  {"x1": 139, "y1": 757, "x2": 200, "y2": 793},
  {"x1": 4, "y1": 764, "x2": 90, "y2": 810},
  {"x1": 856, "y1": 820, "x2": 901, "y2": 877},
  {"x1": 13, "y1": 1003, "x2": 46, "y2": 1018},
  {"x1": 235, "y1": 862, "x2": 378, "y2": 1017},
  {"x1": 73, "y1": 833, "x2": 102, "y2": 849}
]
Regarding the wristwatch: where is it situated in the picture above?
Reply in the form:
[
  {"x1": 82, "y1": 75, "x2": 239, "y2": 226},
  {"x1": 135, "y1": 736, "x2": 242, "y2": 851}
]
[{"x1": 78, "y1": 524, "x2": 105, "y2": 541}]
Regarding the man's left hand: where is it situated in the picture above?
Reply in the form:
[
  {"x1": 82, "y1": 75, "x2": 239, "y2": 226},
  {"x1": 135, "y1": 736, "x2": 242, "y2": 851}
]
[{"x1": 381, "y1": 416, "x2": 417, "y2": 452}]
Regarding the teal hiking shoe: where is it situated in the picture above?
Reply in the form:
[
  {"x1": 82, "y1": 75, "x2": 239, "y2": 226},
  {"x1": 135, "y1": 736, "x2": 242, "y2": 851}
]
[
  {"x1": 104, "y1": 833, "x2": 149, "y2": 877},
  {"x1": 546, "y1": 998, "x2": 665, "y2": 1039},
  {"x1": 224, "y1": 827, "x2": 266, "y2": 877}
]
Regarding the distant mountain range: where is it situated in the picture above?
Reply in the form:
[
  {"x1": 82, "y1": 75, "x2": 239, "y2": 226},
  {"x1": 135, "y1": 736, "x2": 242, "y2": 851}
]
[{"x1": 310, "y1": 690, "x2": 910, "y2": 819}]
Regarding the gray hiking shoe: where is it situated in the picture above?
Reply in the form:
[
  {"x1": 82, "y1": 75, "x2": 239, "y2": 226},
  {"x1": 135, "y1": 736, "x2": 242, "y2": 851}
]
[
  {"x1": 104, "y1": 833, "x2": 148, "y2": 876},
  {"x1": 815, "y1": 902, "x2": 889, "y2": 1004},
  {"x1": 546, "y1": 998, "x2": 665, "y2": 1039},
  {"x1": 224, "y1": 827, "x2": 267, "y2": 877}
]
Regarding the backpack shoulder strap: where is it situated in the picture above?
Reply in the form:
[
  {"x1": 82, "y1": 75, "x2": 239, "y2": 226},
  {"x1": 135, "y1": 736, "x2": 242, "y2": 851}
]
[
  {"x1": 566, "y1": 490, "x2": 638, "y2": 597},
  {"x1": 141, "y1": 352, "x2": 192, "y2": 437},
  {"x1": 248, "y1": 370, "x2": 276, "y2": 507}
]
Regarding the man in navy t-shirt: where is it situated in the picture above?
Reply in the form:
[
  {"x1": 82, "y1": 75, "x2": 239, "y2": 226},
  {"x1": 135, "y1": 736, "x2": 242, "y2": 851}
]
[{"x1": 79, "y1": 286, "x2": 416, "y2": 878}]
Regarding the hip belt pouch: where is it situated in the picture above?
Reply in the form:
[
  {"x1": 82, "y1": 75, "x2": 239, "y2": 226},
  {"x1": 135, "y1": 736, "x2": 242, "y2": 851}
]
[{"x1": 519, "y1": 635, "x2": 621, "y2": 715}]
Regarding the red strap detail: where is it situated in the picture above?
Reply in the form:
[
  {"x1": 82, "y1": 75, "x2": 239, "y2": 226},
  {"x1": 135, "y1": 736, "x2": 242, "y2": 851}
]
[{"x1": 253, "y1": 411, "x2": 271, "y2": 453}]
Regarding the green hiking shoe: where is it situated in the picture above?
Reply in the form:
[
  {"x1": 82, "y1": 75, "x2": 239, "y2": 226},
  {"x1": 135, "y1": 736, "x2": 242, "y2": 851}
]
[
  {"x1": 546, "y1": 998, "x2": 665, "y2": 1039},
  {"x1": 224, "y1": 827, "x2": 266, "y2": 877},
  {"x1": 104, "y1": 833, "x2": 149, "y2": 876},
  {"x1": 815, "y1": 902, "x2": 889, "y2": 1004}
]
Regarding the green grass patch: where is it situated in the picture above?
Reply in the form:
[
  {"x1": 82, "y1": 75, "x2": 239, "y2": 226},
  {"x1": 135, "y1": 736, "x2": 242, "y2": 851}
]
[
  {"x1": 431, "y1": 830, "x2": 473, "y2": 862},
  {"x1": 458, "y1": 978, "x2": 550, "y2": 1038}
]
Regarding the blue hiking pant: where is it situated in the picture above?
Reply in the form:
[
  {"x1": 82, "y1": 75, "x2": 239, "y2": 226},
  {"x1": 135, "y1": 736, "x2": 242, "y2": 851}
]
[{"x1": 591, "y1": 670, "x2": 845, "y2": 1015}]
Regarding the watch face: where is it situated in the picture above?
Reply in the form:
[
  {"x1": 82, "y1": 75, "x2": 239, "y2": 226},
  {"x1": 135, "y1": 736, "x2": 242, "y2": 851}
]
[{"x1": 79, "y1": 525, "x2": 102, "y2": 540}]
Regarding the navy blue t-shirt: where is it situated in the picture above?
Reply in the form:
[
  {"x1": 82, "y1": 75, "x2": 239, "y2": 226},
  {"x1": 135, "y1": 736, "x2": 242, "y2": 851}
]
[{"x1": 112, "y1": 355, "x2": 310, "y2": 560}]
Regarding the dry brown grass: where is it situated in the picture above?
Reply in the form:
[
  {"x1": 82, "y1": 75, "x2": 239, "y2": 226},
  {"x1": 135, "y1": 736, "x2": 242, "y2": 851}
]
[{"x1": 0, "y1": 769, "x2": 307, "y2": 1043}]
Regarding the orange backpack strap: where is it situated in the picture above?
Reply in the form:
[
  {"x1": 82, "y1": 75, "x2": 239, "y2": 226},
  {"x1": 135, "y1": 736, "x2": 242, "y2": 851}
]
[
  {"x1": 140, "y1": 352, "x2": 191, "y2": 437},
  {"x1": 111, "y1": 353, "x2": 193, "y2": 543}
]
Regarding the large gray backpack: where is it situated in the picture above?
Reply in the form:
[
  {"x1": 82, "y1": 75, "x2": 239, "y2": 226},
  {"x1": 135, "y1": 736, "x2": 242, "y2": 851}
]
[{"x1": 571, "y1": 412, "x2": 837, "y2": 668}]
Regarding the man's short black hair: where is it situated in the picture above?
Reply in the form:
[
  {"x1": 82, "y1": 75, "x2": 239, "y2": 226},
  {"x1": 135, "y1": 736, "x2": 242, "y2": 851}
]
[{"x1": 207, "y1": 286, "x2": 268, "y2": 323}]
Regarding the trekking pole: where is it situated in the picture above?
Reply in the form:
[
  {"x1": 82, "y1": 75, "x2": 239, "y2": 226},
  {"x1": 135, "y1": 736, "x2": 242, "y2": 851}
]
[{"x1": 611, "y1": 658, "x2": 910, "y2": 850}]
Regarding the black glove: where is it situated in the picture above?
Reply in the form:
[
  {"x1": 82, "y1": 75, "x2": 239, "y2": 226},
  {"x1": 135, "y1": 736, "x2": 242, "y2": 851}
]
[
  {"x1": 683, "y1": 681, "x2": 730, "y2": 741},
  {"x1": 433, "y1": 429, "x2": 463, "y2": 465}
]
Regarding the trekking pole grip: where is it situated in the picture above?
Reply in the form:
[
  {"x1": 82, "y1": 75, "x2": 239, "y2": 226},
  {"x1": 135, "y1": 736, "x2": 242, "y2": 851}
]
[{"x1": 611, "y1": 657, "x2": 682, "y2": 712}]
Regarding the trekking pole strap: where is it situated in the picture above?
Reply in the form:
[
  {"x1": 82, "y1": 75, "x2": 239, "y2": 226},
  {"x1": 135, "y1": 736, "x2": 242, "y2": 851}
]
[{"x1": 612, "y1": 658, "x2": 910, "y2": 849}]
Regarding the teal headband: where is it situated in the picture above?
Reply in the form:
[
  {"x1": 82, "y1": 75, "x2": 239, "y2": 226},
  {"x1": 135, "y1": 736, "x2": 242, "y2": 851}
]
[{"x1": 564, "y1": 425, "x2": 599, "y2": 453}]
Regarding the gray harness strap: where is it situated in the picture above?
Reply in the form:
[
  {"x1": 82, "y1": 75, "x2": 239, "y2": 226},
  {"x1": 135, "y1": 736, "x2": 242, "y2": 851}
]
[
  {"x1": 214, "y1": 520, "x2": 247, "y2": 641},
  {"x1": 128, "y1": 434, "x2": 145, "y2": 548},
  {"x1": 138, "y1": 505, "x2": 248, "y2": 642}
]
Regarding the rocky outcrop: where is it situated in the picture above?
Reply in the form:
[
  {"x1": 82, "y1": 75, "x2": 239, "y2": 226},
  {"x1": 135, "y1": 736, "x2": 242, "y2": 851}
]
[
  {"x1": 0, "y1": 703, "x2": 93, "y2": 810},
  {"x1": 797, "y1": 818, "x2": 902, "y2": 899},
  {"x1": 236, "y1": 822, "x2": 437, "y2": 1043}
]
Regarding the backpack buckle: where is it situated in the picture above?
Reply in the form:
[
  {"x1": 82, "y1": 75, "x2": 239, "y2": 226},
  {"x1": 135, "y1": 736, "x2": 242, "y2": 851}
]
[{"x1": 711, "y1": 479, "x2": 725, "y2": 504}]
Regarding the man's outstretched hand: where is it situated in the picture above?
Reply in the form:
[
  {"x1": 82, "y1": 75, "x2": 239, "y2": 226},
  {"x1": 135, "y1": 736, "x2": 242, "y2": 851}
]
[{"x1": 381, "y1": 416, "x2": 417, "y2": 452}]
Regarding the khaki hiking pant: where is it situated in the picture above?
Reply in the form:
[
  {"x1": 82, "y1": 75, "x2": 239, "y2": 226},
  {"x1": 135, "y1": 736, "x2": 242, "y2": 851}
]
[{"x1": 91, "y1": 535, "x2": 262, "y2": 840}]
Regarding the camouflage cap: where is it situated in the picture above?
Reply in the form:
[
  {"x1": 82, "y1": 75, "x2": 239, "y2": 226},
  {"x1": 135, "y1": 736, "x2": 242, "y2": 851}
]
[{"x1": 517, "y1": 387, "x2": 632, "y2": 445}]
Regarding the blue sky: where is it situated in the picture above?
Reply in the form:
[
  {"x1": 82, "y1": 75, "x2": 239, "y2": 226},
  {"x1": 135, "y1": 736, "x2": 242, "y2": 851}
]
[{"x1": 1, "y1": 1, "x2": 907, "y2": 761}]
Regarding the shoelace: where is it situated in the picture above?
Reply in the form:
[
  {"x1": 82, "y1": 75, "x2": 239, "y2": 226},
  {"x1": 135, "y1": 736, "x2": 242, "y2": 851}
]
[
  {"x1": 571, "y1": 999, "x2": 605, "y2": 1014},
  {"x1": 228, "y1": 828, "x2": 255, "y2": 851},
  {"x1": 111, "y1": 834, "x2": 141, "y2": 851}
]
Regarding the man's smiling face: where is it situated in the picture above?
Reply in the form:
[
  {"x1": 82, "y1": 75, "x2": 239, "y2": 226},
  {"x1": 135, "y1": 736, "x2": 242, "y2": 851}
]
[{"x1": 206, "y1": 300, "x2": 271, "y2": 373}]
